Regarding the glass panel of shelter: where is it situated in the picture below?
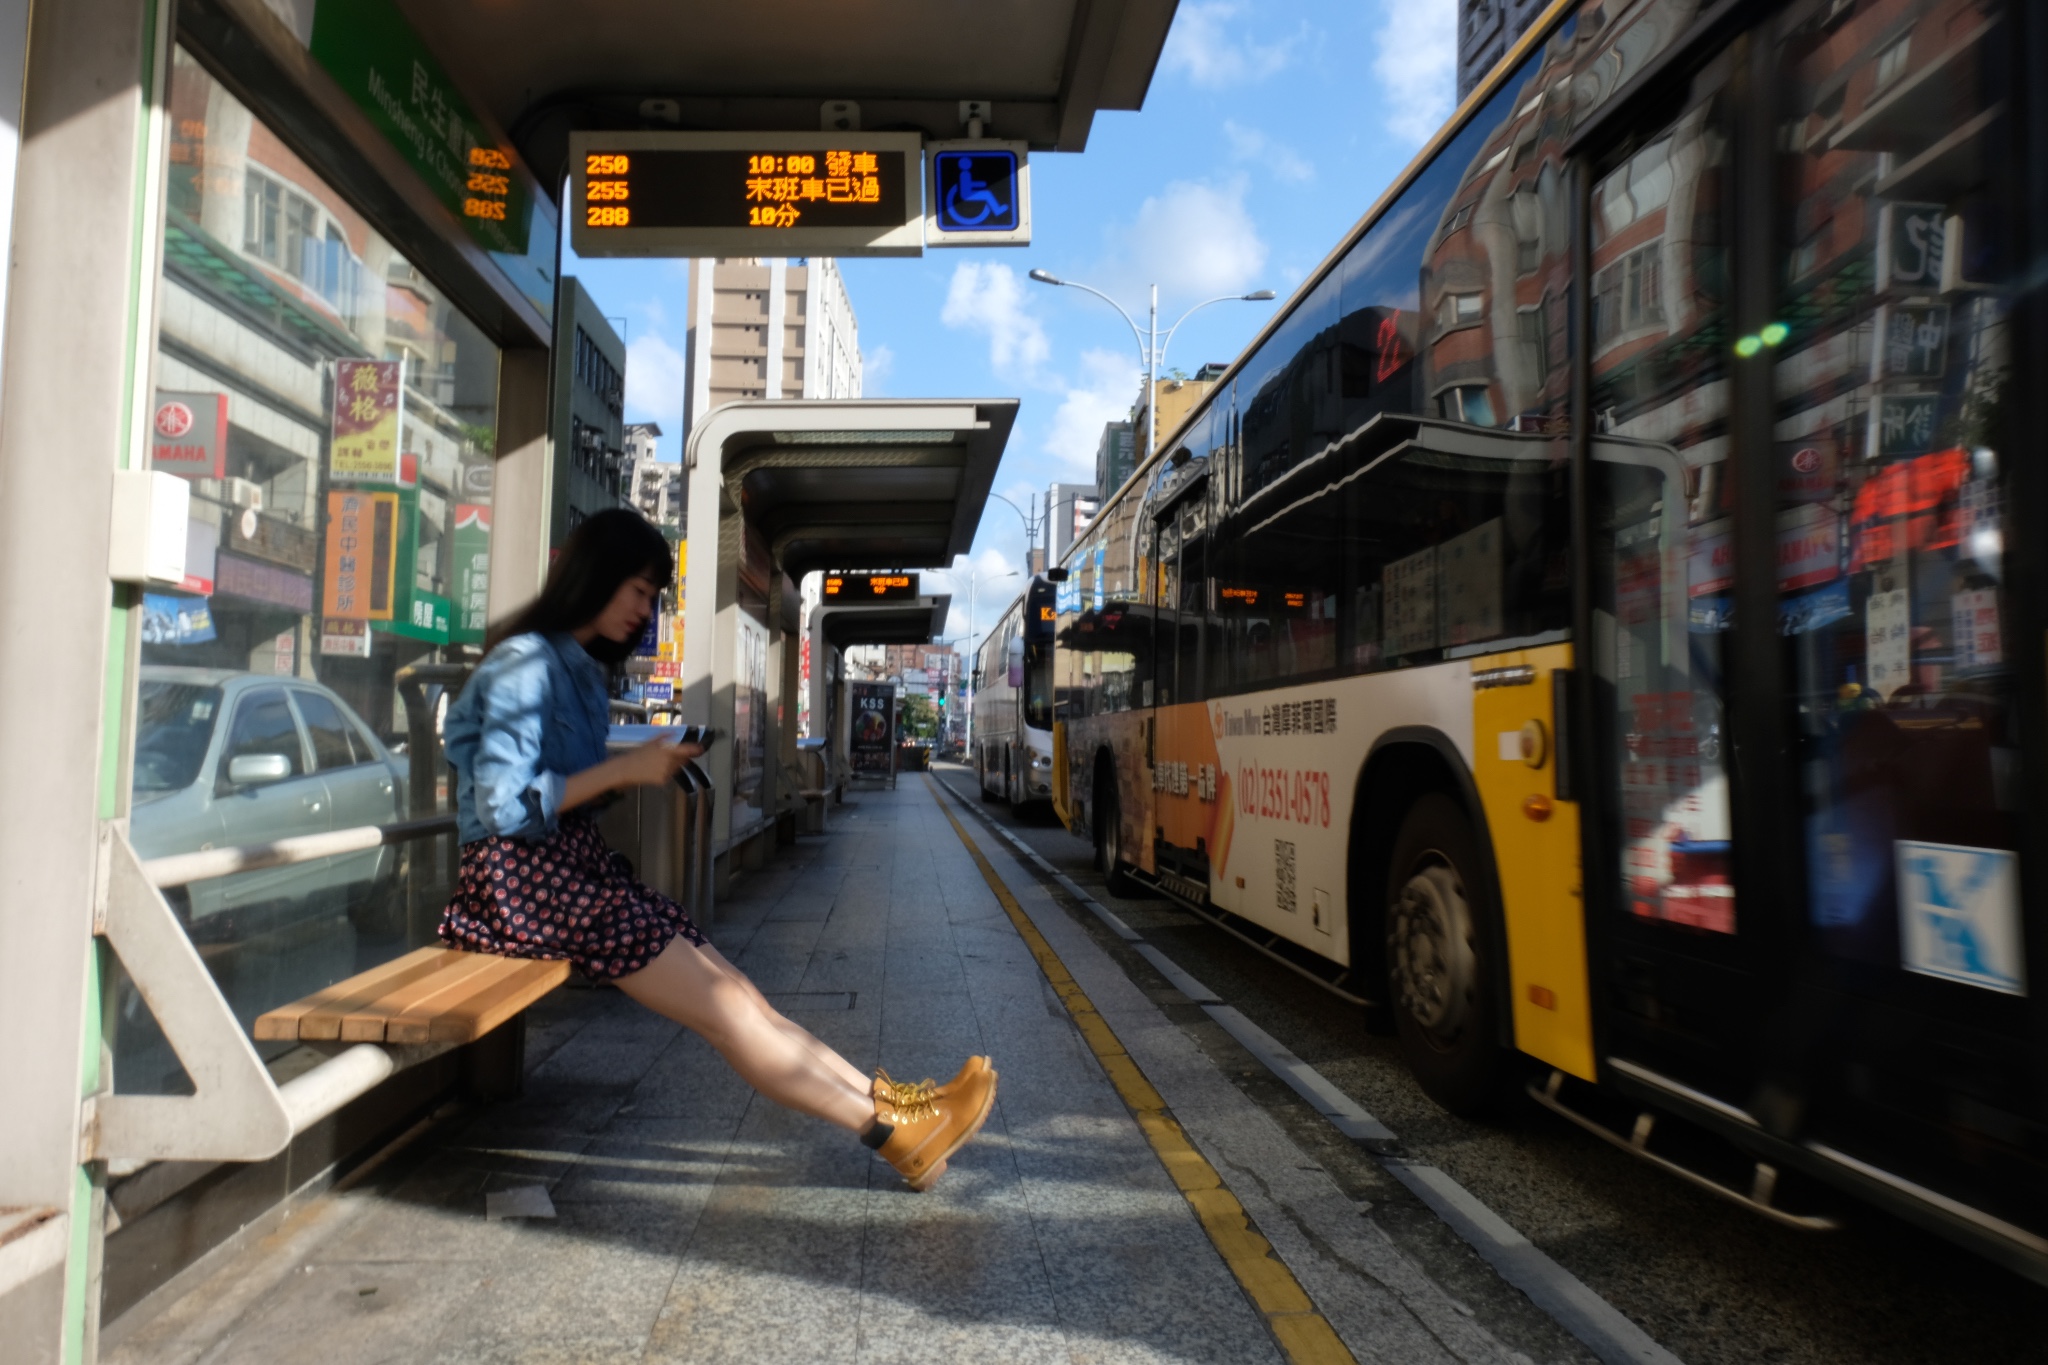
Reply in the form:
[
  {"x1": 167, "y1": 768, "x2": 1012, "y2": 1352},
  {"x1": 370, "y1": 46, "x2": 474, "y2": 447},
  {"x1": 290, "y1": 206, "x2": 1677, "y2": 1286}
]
[{"x1": 115, "y1": 48, "x2": 501, "y2": 1094}]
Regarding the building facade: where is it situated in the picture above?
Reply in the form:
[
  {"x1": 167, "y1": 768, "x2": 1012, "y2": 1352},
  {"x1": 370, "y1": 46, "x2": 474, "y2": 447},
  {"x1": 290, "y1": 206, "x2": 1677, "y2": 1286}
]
[
  {"x1": 626, "y1": 421, "x2": 683, "y2": 529},
  {"x1": 1128, "y1": 363, "x2": 1229, "y2": 463},
  {"x1": 1094, "y1": 420, "x2": 1135, "y2": 500},
  {"x1": 683, "y1": 257, "x2": 862, "y2": 435},
  {"x1": 551, "y1": 277, "x2": 627, "y2": 544},
  {"x1": 1456, "y1": 0, "x2": 1549, "y2": 101},
  {"x1": 1046, "y1": 481, "x2": 1100, "y2": 564}
]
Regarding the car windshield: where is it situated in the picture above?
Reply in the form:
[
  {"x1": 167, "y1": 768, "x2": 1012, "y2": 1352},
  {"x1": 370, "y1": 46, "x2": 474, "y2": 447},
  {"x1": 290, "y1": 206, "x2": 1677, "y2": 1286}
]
[{"x1": 134, "y1": 681, "x2": 224, "y2": 793}]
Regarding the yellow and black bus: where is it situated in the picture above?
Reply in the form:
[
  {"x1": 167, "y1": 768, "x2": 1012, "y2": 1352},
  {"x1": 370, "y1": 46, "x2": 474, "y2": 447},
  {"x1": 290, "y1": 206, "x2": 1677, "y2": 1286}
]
[{"x1": 1050, "y1": 0, "x2": 2047, "y2": 1280}]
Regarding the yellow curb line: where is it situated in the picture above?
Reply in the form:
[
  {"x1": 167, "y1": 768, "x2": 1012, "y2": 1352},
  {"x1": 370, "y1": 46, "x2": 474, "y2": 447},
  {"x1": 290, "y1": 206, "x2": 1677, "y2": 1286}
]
[{"x1": 926, "y1": 776, "x2": 1356, "y2": 1365}]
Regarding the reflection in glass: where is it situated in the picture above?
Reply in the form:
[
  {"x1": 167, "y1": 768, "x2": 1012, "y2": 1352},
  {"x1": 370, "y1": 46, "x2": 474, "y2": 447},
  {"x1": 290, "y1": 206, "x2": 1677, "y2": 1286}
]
[
  {"x1": 1776, "y1": 0, "x2": 2021, "y2": 991},
  {"x1": 1588, "y1": 53, "x2": 1736, "y2": 935},
  {"x1": 115, "y1": 48, "x2": 499, "y2": 1094}
]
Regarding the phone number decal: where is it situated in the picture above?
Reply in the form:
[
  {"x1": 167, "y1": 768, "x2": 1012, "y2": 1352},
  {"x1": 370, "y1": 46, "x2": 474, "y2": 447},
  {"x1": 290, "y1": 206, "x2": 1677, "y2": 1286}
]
[{"x1": 1240, "y1": 764, "x2": 1331, "y2": 827}]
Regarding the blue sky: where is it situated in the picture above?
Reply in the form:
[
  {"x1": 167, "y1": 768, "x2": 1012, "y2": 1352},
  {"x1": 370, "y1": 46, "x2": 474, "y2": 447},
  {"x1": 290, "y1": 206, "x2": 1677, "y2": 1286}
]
[{"x1": 563, "y1": 0, "x2": 1458, "y2": 637}]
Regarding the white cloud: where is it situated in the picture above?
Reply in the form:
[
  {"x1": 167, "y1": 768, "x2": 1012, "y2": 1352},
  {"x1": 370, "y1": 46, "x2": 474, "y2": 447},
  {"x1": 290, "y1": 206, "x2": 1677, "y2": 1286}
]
[
  {"x1": 1163, "y1": 2, "x2": 1300, "y2": 88},
  {"x1": 1372, "y1": 0, "x2": 1458, "y2": 147},
  {"x1": 625, "y1": 330, "x2": 687, "y2": 431},
  {"x1": 863, "y1": 342, "x2": 895, "y2": 394},
  {"x1": 1106, "y1": 176, "x2": 1270, "y2": 300},
  {"x1": 934, "y1": 548, "x2": 1027, "y2": 642},
  {"x1": 940, "y1": 262, "x2": 1050, "y2": 380},
  {"x1": 1223, "y1": 120, "x2": 1313, "y2": 183},
  {"x1": 1045, "y1": 349, "x2": 1140, "y2": 482}
]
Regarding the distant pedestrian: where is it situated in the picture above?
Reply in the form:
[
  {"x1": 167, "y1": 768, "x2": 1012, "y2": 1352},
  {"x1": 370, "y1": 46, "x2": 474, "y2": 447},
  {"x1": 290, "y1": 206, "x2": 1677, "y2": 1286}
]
[{"x1": 438, "y1": 508, "x2": 995, "y2": 1189}]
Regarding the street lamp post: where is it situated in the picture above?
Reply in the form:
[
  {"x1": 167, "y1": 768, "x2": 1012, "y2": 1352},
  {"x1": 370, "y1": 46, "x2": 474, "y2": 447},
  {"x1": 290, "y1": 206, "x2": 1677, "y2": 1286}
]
[{"x1": 1028, "y1": 270, "x2": 1275, "y2": 458}]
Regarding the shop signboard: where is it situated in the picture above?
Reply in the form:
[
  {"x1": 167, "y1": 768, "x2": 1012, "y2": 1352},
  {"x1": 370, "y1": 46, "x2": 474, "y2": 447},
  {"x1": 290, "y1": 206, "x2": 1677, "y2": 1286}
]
[
  {"x1": 230, "y1": 509, "x2": 319, "y2": 573},
  {"x1": 643, "y1": 680, "x2": 673, "y2": 703},
  {"x1": 389, "y1": 589, "x2": 452, "y2": 645},
  {"x1": 307, "y1": 0, "x2": 532, "y2": 256},
  {"x1": 1876, "y1": 202, "x2": 1947, "y2": 293},
  {"x1": 1876, "y1": 393, "x2": 1939, "y2": 458},
  {"x1": 330, "y1": 359, "x2": 404, "y2": 482},
  {"x1": 1775, "y1": 503, "x2": 1840, "y2": 593},
  {"x1": 322, "y1": 489, "x2": 401, "y2": 620},
  {"x1": 452, "y1": 504, "x2": 490, "y2": 643},
  {"x1": 216, "y1": 550, "x2": 314, "y2": 612},
  {"x1": 141, "y1": 593, "x2": 215, "y2": 647},
  {"x1": 153, "y1": 390, "x2": 227, "y2": 478},
  {"x1": 320, "y1": 617, "x2": 371, "y2": 658},
  {"x1": 1776, "y1": 439, "x2": 1837, "y2": 503},
  {"x1": 1876, "y1": 303, "x2": 1949, "y2": 380},
  {"x1": 848, "y1": 681, "x2": 896, "y2": 780}
]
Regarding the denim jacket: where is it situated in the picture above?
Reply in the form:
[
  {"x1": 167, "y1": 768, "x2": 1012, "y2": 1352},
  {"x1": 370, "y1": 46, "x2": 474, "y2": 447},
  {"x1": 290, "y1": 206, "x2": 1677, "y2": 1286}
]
[{"x1": 443, "y1": 632, "x2": 610, "y2": 844}]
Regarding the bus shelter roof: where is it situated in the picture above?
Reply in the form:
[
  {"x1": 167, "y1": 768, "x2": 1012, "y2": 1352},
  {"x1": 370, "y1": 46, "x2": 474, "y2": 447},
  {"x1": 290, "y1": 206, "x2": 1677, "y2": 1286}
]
[
  {"x1": 814, "y1": 596, "x2": 952, "y2": 650},
  {"x1": 398, "y1": 0, "x2": 1178, "y2": 168},
  {"x1": 685, "y1": 398, "x2": 1014, "y2": 584}
]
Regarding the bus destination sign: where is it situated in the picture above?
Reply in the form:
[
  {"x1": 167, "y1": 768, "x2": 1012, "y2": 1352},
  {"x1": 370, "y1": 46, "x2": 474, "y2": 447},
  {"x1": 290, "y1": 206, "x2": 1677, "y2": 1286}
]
[
  {"x1": 569, "y1": 132, "x2": 923, "y2": 258},
  {"x1": 823, "y1": 573, "x2": 920, "y2": 602}
]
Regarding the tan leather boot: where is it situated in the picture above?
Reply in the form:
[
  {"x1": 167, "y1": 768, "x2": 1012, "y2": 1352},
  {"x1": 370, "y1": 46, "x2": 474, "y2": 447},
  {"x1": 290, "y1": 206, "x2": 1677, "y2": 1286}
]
[
  {"x1": 872, "y1": 1061, "x2": 998, "y2": 1191},
  {"x1": 872, "y1": 1056, "x2": 990, "y2": 1110}
]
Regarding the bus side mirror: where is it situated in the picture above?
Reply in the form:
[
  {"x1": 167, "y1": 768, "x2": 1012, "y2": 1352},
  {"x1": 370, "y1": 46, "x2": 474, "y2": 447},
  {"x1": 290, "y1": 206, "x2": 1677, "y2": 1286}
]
[{"x1": 1046, "y1": 568, "x2": 1069, "y2": 582}]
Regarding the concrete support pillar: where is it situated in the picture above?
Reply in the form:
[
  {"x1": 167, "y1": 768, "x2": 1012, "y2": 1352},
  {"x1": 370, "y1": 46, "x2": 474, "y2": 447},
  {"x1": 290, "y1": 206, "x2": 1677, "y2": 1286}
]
[
  {"x1": 0, "y1": 0, "x2": 166, "y2": 1360},
  {"x1": 487, "y1": 347, "x2": 555, "y2": 624}
]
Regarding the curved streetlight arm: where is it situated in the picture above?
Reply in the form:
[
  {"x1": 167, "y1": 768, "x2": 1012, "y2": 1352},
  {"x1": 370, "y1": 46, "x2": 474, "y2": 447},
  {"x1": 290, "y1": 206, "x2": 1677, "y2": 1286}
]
[
  {"x1": 1159, "y1": 294, "x2": 1267, "y2": 371},
  {"x1": 985, "y1": 492, "x2": 1034, "y2": 538},
  {"x1": 1029, "y1": 273, "x2": 1148, "y2": 366}
]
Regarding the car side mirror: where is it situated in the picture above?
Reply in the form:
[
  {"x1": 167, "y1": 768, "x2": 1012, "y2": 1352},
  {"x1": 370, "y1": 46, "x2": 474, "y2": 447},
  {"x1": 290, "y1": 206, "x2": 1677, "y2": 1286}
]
[{"x1": 228, "y1": 753, "x2": 292, "y2": 786}]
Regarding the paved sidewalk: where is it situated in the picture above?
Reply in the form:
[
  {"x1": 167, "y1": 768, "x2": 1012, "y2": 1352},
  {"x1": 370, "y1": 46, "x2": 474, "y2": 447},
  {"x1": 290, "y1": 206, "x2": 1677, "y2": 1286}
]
[{"x1": 103, "y1": 783, "x2": 1526, "y2": 1365}]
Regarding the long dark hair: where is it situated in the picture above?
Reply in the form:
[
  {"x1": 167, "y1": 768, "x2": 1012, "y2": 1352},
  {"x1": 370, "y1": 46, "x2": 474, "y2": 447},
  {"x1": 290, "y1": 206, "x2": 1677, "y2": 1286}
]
[{"x1": 487, "y1": 508, "x2": 674, "y2": 666}]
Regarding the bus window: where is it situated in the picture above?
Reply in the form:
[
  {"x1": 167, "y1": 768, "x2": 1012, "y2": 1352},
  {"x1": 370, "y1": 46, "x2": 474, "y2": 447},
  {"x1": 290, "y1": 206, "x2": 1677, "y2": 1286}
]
[
  {"x1": 1588, "y1": 56, "x2": 1735, "y2": 935},
  {"x1": 1775, "y1": 2, "x2": 2020, "y2": 987}
]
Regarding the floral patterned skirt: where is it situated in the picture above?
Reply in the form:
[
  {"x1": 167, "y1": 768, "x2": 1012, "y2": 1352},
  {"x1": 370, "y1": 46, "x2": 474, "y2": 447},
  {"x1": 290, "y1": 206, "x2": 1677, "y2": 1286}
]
[{"x1": 438, "y1": 813, "x2": 707, "y2": 980}]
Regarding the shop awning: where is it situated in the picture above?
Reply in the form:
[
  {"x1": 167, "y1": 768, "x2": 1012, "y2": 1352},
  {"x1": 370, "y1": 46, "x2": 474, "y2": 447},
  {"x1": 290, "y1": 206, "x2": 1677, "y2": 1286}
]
[{"x1": 401, "y1": 0, "x2": 1177, "y2": 162}]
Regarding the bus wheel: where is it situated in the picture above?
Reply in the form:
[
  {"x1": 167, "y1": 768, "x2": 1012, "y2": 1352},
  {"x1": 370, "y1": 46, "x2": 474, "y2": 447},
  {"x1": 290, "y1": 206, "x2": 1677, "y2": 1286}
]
[
  {"x1": 1385, "y1": 794, "x2": 1507, "y2": 1117},
  {"x1": 979, "y1": 754, "x2": 1001, "y2": 802},
  {"x1": 1094, "y1": 769, "x2": 1143, "y2": 897}
]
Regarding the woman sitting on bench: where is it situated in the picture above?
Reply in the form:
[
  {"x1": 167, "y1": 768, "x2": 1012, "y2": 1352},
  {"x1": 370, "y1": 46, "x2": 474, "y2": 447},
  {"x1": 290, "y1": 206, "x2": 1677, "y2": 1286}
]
[{"x1": 438, "y1": 508, "x2": 995, "y2": 1191}]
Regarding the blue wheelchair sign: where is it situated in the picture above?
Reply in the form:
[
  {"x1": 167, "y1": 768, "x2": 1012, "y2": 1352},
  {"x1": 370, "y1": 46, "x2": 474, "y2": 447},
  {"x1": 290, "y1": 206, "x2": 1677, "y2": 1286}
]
[{"x1": 933, "y1": 150, "x2": 1020, "y2": 233}]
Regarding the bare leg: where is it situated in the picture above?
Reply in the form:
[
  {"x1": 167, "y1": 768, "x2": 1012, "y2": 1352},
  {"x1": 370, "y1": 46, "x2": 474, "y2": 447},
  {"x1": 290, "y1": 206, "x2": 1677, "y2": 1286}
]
[
  {"x1": 615, "y1": 937, "x2": 874, "y2": 1132},
  {"x1": 692, "y1": 942, "x2": 872, "y2": 1095}
]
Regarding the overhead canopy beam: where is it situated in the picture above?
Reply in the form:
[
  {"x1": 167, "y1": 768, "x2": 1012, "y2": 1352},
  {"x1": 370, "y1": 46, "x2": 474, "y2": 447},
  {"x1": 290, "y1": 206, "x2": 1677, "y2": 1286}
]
[
  {"x1": 395, "y1": 0, "x2": 1179, "y2": 182},
  {"x1": 813, "y1": 596, "x2": 952, "y2": 651}
]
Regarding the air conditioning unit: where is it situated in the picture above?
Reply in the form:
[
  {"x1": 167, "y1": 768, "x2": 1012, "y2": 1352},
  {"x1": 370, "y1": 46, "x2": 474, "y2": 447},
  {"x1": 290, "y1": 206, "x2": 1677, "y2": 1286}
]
[{"x1": 223, "y1": 477, "x2": 264, "y2": 511}]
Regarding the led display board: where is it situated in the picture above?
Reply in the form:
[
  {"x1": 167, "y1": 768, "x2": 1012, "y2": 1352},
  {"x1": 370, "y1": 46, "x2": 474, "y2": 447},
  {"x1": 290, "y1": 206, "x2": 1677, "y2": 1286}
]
[
  {"x1": 925, "y1": 141, "x2": 1031, "y2": 247},
  {"x1": 823, "y1": 572, "x2": 920, "y2": 601},
  {"x1": 569, "y1": 131, "x2": 923, "y2": 257}
]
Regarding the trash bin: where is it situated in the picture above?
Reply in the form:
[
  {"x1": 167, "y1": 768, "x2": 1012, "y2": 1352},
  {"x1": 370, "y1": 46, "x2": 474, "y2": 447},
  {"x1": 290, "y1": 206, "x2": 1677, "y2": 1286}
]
[{"x1": 599, "y1": 724, "x2": 715, "y2": 924}]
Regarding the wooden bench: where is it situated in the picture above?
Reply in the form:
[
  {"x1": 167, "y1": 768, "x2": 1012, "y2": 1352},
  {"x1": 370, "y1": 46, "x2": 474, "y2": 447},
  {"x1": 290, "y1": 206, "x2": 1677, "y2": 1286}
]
[{"x1": 256, "y1": 948, "x2": 569, "y2": 1099}]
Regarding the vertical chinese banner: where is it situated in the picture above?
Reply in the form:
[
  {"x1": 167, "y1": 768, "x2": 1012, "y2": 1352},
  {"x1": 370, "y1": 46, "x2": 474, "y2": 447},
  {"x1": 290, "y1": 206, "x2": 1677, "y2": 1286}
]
[
  {"x1": 323, "y1": 489, "x2": 401, "y2": 626},
  {"x1": 452, "y1": 504, "x2": 492, "y2": 643},
  {"x1": 331, "y1": 358, "x2": 404, "y2": 482}
]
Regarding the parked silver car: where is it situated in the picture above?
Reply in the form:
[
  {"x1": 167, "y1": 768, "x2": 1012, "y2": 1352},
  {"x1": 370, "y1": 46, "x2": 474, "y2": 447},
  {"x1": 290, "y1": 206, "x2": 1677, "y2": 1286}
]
[{"x1": 130, "y1": 667, "x2": 407, "y2": 933}]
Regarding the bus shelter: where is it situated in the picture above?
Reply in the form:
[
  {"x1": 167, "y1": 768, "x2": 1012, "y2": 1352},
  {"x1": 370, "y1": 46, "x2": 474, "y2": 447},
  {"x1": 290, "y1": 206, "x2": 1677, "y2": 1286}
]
[
  {"x1": 810, "y1": 594, "x2": 952, "y2": 794},
  {"x1": 682, "y1": 399, "x2": 1011, "y2": 885}
]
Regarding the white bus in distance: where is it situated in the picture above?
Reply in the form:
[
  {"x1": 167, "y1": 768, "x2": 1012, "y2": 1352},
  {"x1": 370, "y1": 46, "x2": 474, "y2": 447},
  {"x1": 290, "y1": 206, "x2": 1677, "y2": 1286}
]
[{"x1": 973, "y1": 576, "x2": 1056, "y2": 807}]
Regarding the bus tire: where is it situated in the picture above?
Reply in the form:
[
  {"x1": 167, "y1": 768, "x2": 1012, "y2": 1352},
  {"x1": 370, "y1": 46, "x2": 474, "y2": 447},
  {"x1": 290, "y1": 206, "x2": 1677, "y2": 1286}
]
[
  {"x1": 979, "y1": 754, "x2": 1001, "y2": 802},
  {"x1": 1093, "y1": 766, "x2": 1143, "y2": 897},
  {"x1": 1385, "y1": 793, "x2": 1509, "y2": 1117}
]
